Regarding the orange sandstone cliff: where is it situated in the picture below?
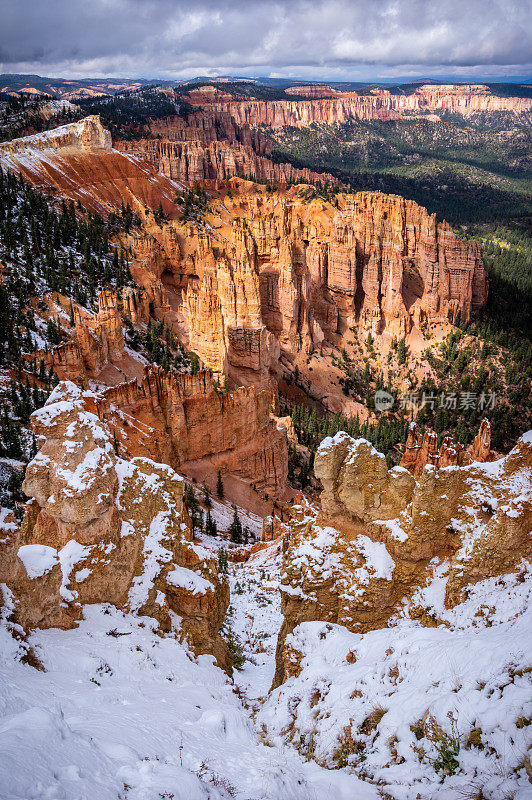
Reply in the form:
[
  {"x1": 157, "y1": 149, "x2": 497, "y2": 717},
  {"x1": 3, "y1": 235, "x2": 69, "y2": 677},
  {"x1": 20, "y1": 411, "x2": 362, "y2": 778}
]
[
  {"x1": 121, "y1": 184, "x2": 486, "y2": 389},
  {"x1": 190, "y1": 83, "x2": 532, "y2": 128},
  {"x1": 400, "y1": 419, "x2": 495, "y2": 477},
  {"x1": 0, "y1": 116, "x2": 182, "y2": 217},
  {"x1": 0, "y1": 118, "x2": 488, "y2": 424}
]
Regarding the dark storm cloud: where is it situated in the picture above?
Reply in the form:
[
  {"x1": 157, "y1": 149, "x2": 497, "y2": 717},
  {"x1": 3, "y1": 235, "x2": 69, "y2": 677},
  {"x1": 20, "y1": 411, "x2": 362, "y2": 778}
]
[{"x1": 0, "y1": 0, "x2": 530, "y2": 79}]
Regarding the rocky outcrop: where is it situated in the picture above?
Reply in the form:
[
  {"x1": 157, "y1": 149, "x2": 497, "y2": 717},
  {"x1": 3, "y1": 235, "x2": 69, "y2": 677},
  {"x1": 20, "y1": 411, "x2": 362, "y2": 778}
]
[
  {"x1": 0, "y1": 116, "x2": 181, "y2": 217},
  {"x1": 31, "y1": 288, "x2": 135, "y2": 384},
  {"x1": 0, "y1": 381, "x2": 231, "y2": 670},
  {"x1": 399, "y1": 419, "x2": 495, "y2": 477},
  {"x1": 273, "y1": 429, "x2": 532, "y2": 685},
  {"x1": 0, "y1": 115, "x2": 111, "y2": 155},
  {"x1": 116, "y1": 110, "x2": 340, "y2": 187},
  {"x1": 120, "y1": 184, "x2": 486, "y2": 390}
]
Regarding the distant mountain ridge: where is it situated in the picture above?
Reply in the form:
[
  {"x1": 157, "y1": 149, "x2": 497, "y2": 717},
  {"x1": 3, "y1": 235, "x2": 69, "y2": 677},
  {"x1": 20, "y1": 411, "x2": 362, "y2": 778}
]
[{"x1": 1, "y1": 73, "x2": 531, "y2": 101}]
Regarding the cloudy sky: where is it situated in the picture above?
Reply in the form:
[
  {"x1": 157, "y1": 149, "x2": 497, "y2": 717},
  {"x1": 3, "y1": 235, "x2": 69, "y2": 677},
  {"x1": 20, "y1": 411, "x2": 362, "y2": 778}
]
[{"x1": 1, "y1": 0, "x2": 531, "y2": 82}]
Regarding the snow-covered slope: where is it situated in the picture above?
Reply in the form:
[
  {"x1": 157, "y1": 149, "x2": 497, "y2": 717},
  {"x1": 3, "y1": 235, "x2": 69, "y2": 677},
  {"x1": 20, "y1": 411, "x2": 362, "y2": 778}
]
[
  {"x1": 259, "y1": 565, "x2": 532, "y2": 800},
  {"x1": 227, "y1": 542, "x2": 283, "y2": 700},
  {"x1": 0, "y1": 116, "x2": 182, "y2": 215},
  {"x1": 0, "y1": 602, "x2": 378, "y2": 800}
]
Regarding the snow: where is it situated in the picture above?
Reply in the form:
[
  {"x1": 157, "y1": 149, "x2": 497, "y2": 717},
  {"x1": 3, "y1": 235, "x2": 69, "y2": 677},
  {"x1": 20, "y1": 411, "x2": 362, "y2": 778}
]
[
  {"x1": 58, "y1": 540, "x2": 93, "y2": 601},
  {"x1": 375, "y1": 517, "x2": 409, "y2": 542},
  {"x1": 0, "y1": 604, "x2": 378, "y2": 800},
  {"x1": 3, "y1": 400, "x2": 532, "y2": 800},
  {"x1": 227, "y1": 542, "x2": 284, "y2": 700},
  {"x1": 0, "y1": 507, "x2": 19, "y2": 535},
  {"x1": 259, "y1": 566, "x2": 532, "y2": 800},
  {"x1": 128, "y1": 510, "x2": 174, "y2": 611},
  {"x1": 166, "y1": 566, "x2": 214, "y2": 595},
  {"x1": 17, "y1": 545, "x2": 58, "y2": 579},
  {"x1": 318, "y1": 433, "x2": 386, "y2": 465},
  {"x1": 208, "y1": 496, "x2": 263, "y2": 539},
  {"x1": 354, "y1": 535, "x2": 395, "y2": 580},
  {"x1": 317, "y1": 430, "x2": 352, "y2": 451}
]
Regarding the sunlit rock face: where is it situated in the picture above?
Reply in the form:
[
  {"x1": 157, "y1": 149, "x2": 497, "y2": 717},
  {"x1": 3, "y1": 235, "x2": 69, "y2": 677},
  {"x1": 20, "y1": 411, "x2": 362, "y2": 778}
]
[
  {"x1": 191, "y1": 84, "x2": 532, "y2": 128},
  {"x1": 120, "y1": 184, "x2": 486, "y2": 389},
  {"x1": 0, "y1": 118, "x2": 487, "y2": 395},
  {"x1": 399, "y1": 419, "x2": 495, "y2": 478}
]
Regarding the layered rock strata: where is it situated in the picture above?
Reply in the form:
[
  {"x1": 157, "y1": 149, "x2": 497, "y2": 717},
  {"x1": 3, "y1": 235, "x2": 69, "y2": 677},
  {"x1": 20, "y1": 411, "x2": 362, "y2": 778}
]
[
  {"x1": 2, "y1": 119, "x2": 488, "y2": 394},
  {"x1": 90, "y1": 366, "x2": 288, "y2": 494},
  {"x1": 195, "y1": 84, "x2": 532, "y2": 128},
  {"x1": 0, "y1": 116, "x2": 181, "y2": 216},
  {"x1": 0, "y1": 381, "x2": 232, "y2": 670},
  {"x1": 117, "y1": 111, "x2": 340, "y2": 187},
  {"x1": 122, "y1": 185, "x2": 487, "y2": 388}
]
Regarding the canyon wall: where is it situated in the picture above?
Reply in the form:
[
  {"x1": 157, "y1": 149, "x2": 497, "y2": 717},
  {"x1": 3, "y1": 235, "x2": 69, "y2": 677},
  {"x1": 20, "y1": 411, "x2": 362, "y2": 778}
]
[
  {"x1": 91, "y1": 366, "x2": 288, "y2": 494},
  {"x1": 0, "y1": 116, "x2": 181, "y2": 217},
  {"x1": 3, "y1": 118, "x2": 487, "y2": 397},
  {"x1": 117, "y1": 136, "x2": 340, "y2": 186},
  {"x1": 116, "y1": 112, "x2": 341, "y2": 187},
  {"x1": 194, "y1": 84, "x2": 532, "y2": 128},
  {"x1": 27, "y1": 286, "x2": 288, "y2": 495},
  {"x1": 130, "y1": 186, "x2": 486, "y2": 386}
]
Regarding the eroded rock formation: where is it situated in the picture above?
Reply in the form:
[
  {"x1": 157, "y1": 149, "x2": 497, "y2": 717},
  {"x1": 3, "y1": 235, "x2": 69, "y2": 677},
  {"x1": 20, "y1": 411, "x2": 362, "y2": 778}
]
[
  {"x1": 0, "y1": 381, "x2": 232, "y2": 670},
  {"x1": 400, "y1": 419, "x2": 495, "y2": 477},
  {"x1": 2, "y1": 119, "x2": 488, "y2": 394},
  {"x1": 192, "y1": 84, "x2": 532, "y2": 128},
  {"x1": 120, "y1": 184, "x2": 487, "y2": 389},
  {"x1": 117, "y1": 112, "x2": 340, "y2": 187},
  {"x1": 273, "y1": 429, "x2": 532, "y2": 685},
  {"x1": 0, "y1": 116, "x2": 181, "y2": 217},
  {"x1": 31, "y1": 288, "x2": 143, "y2": 385}
]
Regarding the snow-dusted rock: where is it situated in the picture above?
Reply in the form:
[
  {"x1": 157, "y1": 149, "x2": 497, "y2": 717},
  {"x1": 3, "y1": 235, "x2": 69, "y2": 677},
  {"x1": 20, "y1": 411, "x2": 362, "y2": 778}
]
[
  {"x1": 0, "y1": 382, "x2": 231, "y2": 670},
  {"x1": 276, "y1": 431, "x2": 532, "y2": 686}
]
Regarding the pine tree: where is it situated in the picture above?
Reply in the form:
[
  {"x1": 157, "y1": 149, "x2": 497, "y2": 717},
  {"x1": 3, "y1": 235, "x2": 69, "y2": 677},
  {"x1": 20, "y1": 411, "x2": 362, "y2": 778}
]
[
  {"x1": 216, "y1": 470, "x2": 224, "y2": 499},
  {"x1": 183, "y1": 484, "x2": 203, "y2": 537},
  {"x1": 397, "y1": 337, "x2": 407, "y2": 365},
  {"x1": 205, "y1": 510, "x2": 217, "y2": 537},
  {"x1": 190, "y1": 353, "x2": 200, "y2": 375},
  {"x1": 217, "y1": 548, "x2": 228, "y2": 574},
  {"x1": 229, "y1": 508, "x2": 243, "y2": 544}
]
